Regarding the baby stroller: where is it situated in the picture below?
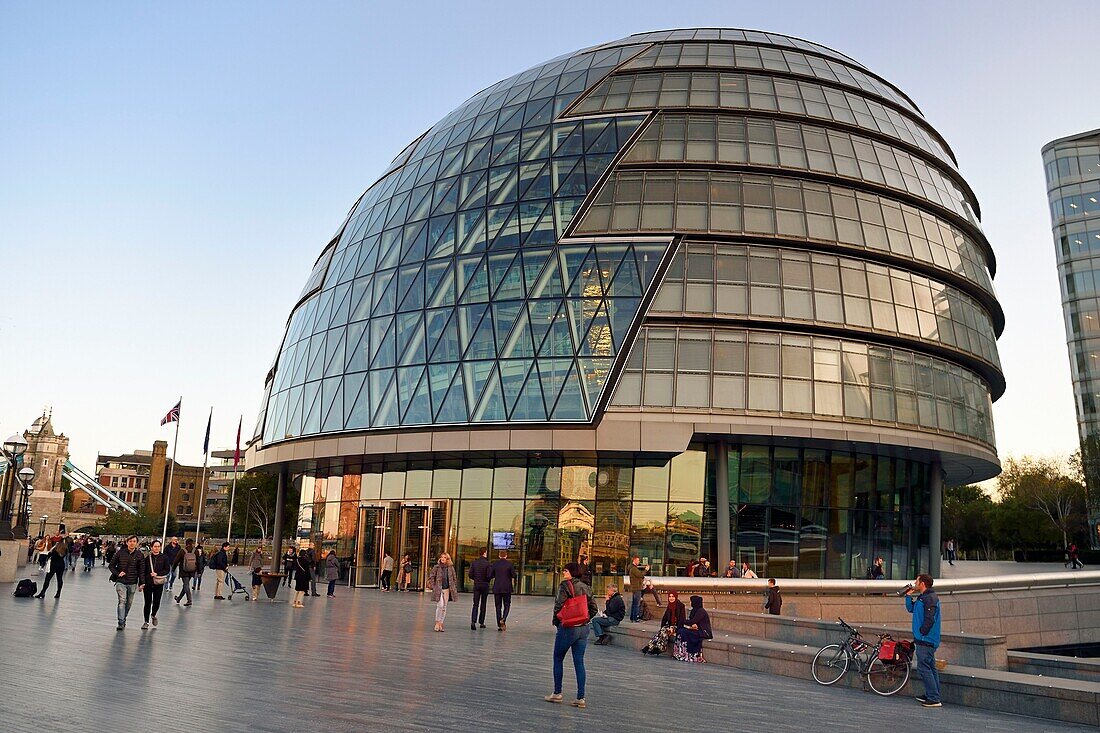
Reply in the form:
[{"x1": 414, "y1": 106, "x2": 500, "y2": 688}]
[{"x1": 224, "y1": 569, "x2": 250, "y2": 600}]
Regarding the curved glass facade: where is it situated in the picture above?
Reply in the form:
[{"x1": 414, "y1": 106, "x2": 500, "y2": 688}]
[{"x1": 255, "y1": 29, "x2": 1003, "y2": 589}]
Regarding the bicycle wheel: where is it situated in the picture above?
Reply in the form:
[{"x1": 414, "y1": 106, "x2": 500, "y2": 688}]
[
  {"x1": 866, "y1": 657, "x2": 910, "y2": 696},
  {"x1": 811, "y1": 644, "x2": 850, "y2": 685}
]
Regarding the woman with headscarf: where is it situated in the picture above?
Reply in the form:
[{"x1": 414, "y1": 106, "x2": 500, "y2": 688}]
[
  {"x1": 641, "y1": 591, "x2": 686, "y2": 655},
  {"x1": 292, "y1": 548, "x2": 312, "y2": 608},
  {"x1": 674, "y1": 595, "x2": 713, "y2": 663},
  {"x1": 545, "y1": 562, "x2": 598, "y2": 709}
]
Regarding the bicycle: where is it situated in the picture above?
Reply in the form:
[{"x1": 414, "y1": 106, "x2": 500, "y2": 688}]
[{"x1": 811, "y1": 618, "x2": 912, "y2": 696}]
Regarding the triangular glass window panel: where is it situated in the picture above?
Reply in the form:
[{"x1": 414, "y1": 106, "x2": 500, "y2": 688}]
[
  {"x1": 463, "y1": 304, "x2": 497, "y2": 359},
  {"x1": 530, "y1": 74, "x2": 557, "y2": 100},
  {"x1": 428, "y1": 362, "x2": 459, "y2": 412},
  {"x1": 403, "y1": 368, "x2": 432, "y2": 425},
  {"x1": 370, "y1": 269, "x2": 396, "y2": 314},
  {"x1": 456, "y1": 255, "x2": 488, "y2": 304},
  {"x1": 397, "y1": 365, "x2": 426, "y2": 418},
  {"x1": 537, "y1": 358, "x2": 573, "y2": 414},
  {"x1": 327, "y1": 282, "x2": 353, "y2": 327},
  {"x1": 428, "y1": 215, "x2": 456, "y2": 259},
  {"x1": 521, "y1": 125, "x2": 551, "y2": 162},
  {"x1": 462, "y1": 360, "x2": 495, "y2": 412},
  {"x1": 556, "y1": 69, "x2": 588, "y2": 95},
  {"x1": 584, "y1": 154, "x2": 615, "y2": 189},
  {"x1": 594, "y1": 246, "x2": 629, "y2": 294},
  {"x1": 281, "y1": 386, "x2": 302, "y2": 438},
  {"x1": 463, "y1": 137, "x2": 492, "y2": 173},
  {"x1": 495, "y1": 103, "x2": 525, "y2": 134},
  {"x1": 538, "y1": 301, "x2": 574, "y2": 358},
  {"x1": 634, "y1": 244, "x2": 667, "y2": 286},
  {"x1": 552, "y1": 156, "x2": 587, "y2": 199},
  {"x1": 520, "y1": 248, "x2": 551, "y2": 292},
  {"x1": 365, "y1": 314, "x2": 392, "y2": 367},
  {"x1": 438, "y1": 146, "x2": 464, "y2": 179},
  {"x1": 458, "y1": 169, "x2": 488, "y2": 211},
  {"x1": 455, "y1": 304, "x2": 488, "y2": 357},
  {"x1": 607, "y1": 297, "x2": 640, "y2": 354},
  {"x1": 523, "y1": 204, "x2": 557, "y2": 246},
  {"x1": 349, "y1": 276, "x2": 373, "y2": 323},
  {"x1": 527, "y1": 250, "x2": 563, "y2": 299},
  {"x1": 414, "y1": 151, "x2": 443, "y2": 186},
  {"x1": 384, "y1": 191, "x2": 411, "y2": 228},
  {"x1": 606, "y1": 247, "x2": 643, "y2": 297},
  {"x1": 432, "y1": 176, "x2": 460, "y2": 216},
  {"x1": 490, "y1": 300, "x2": 522, "y2": 345},
  {"x1": 400, "y1": 220, "x2": 429, "y2": 264},
  {"x1": 527, "y1": 299, "x2": 559, "y2": 355},
  {"x1": 557, "y1": 245, "x2": 592, "y2": 298},
  {"x1": 396, "y1": 312, "x2": 426, "y2": 366},
  {"x1": 552, "y1": 122, "x2": 583, "y2": 156},
  {"x1": 429, "y1": 308, "x2": 462, "y2": 363},
  {"x1": 578, "y1": 300, "x2": 614, "y2": 358},
  {"x1": 378, "y1": 228, "x2": 403, "y2": 270},
  {"x1": 499, "y1": 358, "x2": 533, "y2": 415},
  {"x1": 518, "y1": 160, "x2": 551, "y2": 200},
  {"x1": 354, "y1": 236, "x2": 380, "y2": 277},
  {"x1": 583, "y1": 118, "x2": 617, "y2": 154},
  {"x1": 517, "y1": 201, "x2": 547, "y2": 242},
  {"x1": 345, "y1": 321, "x2": 369, "y2": 372},
  {"x1": 397, "y1": 264, "x2": 426, "y2": 313},
  {"x1": 405, "y1": 184, "x2": 433, "y2": 224},
  {"x1": 576, "y1": 357, "x2": 613, "y2": 411},
  {"x1": 290, "y1": 338, "x2": 310, "y2": 385},
  {"x1": 488, "y1": 167, "x2": 519, "y2": 206},
  {"x1": 523, "y1": 96, "x2": 554, "y2": 127},
  {"x1": 305, "y1": 332, "x2": 327, "y2": 382},
  {"x1": 324, "y1": 325, "x2": 347, "y2": 377},
  {"x1": 499, "y1": 307, "x2": 535, "y2": 359},
  {"x1": 302, "y1": 380, "x2": 323, "y2": 435},
  {"x1": 472, "y1": 367, "x2": 506, "y2": 423},
  {"x1": 320, "y1": 377, "x2": 344, "y2": 433},
  {"x1": 344, "y1": 372, "x2": 370, "y2": 429},
  {"x1": 470, "y1": 111, "x2": 498, "y2": 141},
  {"x1": 373, "y1": 374, "x2": 400, "y2": 427},
  {"x1": 394, "y1": 264, "x2": 421, "y2": 313},
  {"x1": 491, "y1": 131, "x2": 521, "y2": 166},
  {"x1": 311, "y1": 288, "x2": 335, "y2": 332},
  {"x1": 511, "y1": 366, "x2": 547, "y2": 421},
  {"x1": 435, "y1": 374, "x2": 468, "y2": 424},
  {"x1": 456, "y1": 210, "x2": 487, "y2": 255},
  {"x1": 549, "y1": 361, "x2": 587, "y2": 420},
  {"x1": 488, "y1": 206, "x2": 521, "y2": 250}
]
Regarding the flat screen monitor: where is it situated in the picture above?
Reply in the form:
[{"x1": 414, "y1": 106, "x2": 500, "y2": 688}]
[{"x1": 492, "y1": 531, "x2": 515, "y2": 550}]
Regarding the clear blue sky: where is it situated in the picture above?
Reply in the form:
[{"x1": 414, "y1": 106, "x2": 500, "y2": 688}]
[{"x1": 1, "y1": 1, "x2": 1097, "y2": 473}]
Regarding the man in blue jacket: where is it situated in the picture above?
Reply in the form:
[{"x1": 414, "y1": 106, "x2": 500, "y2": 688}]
[{"x1": 905, "y1": 573, "x2": 942, "y2": 708}]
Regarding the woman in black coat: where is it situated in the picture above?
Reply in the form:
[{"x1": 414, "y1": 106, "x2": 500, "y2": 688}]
[
  {"x1": 36, "y1": 541, "x2": 67, "y2": 598},
  {"x1": 292, "y1": 549, "x2": 312, "y2": 608},
  {"x1": 676, "y1": 595, "x2": 713, "y2": 663},
  {"x1": 142, "y1": 539, "x2": 172, "y2": 629}
]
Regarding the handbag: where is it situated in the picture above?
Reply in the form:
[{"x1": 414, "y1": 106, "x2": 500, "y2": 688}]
[
  {"x1": 555, "y1": 580, "x2": 590, "y2": 628},
  {"x1": 150, "y1": 557, "x2": 167, "y2": 585}
]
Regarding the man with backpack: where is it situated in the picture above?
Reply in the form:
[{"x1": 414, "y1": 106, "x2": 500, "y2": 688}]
[
  {"x1": 209, "y1": 542, "x2": 230, "y2": 600},
  {"x1": 174, "y1": 538, "x2": 200, "y2": 606}
]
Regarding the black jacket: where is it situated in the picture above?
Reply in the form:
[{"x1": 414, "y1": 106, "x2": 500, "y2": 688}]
[
  {"x1": 489, "y1": 559, "x2": 516, "y2": 594},
  {"x1": 144, "y1": 553, "x2": 172, "y2": 585},
  {"x1": 80, "y1": 542, "x2": 96, "y2": 560},
  {"x1": 46, "y1": 546, "x2": 66, "y2": 573},
  {"x1": 685, "y1": 596, "x2": 713, "y2": 638},
  {"x1": 661, "y1": 600, "x2": 686, "y2": 627},
  {"x1": 110, "y1": 547, "x2": 145, "y2": 585},
  {"x1": 208, "y1": 549, "x2": 229, "y2": 571},
  {"x1": 604, "y1": 592, "x2": 626, "y2": 622},
  {"x1": 468, "y1": 556, "x2": 491, "y2": 585},
  {"x1": 765, "y1": 586, "x2": 782, "y2": 615}
]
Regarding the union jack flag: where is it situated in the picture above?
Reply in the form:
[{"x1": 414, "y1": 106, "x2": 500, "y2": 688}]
[{"x1": 160, "y1": 400, "x2": 181, "y2": 426}]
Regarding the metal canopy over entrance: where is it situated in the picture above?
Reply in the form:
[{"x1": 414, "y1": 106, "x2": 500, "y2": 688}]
[{"x1": 354, "y1": 500, "x2": 449, "y2": 590}]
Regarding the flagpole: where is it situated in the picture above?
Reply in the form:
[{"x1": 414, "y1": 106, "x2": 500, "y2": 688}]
[
  {"x1": 226, "y1": 415, "x2": 242, "y2": 543},
  {"x1": 194, "y1": 408, "x2": 211, "y2": 544},
  {"x1": 161, "y1": 396, "x2": 182, "y2": 544}
]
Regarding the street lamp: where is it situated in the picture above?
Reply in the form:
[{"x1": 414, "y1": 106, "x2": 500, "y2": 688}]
[
  {"x1": 14, "y1": 466, "x2": 36, "y2": 537},
  {"x1": 0, "y1": 433, "x2": 29, "y2": 540},
  {"x1": 38, "y1": 515, "x2": 47, "y2": 539}
]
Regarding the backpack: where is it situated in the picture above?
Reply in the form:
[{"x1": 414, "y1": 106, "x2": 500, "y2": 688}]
[
  {"x1": 13, "y1": 579, "x2": 37, "y2": 598},
  {"x1": 182, "y1": 551, "x2": 197, "y2": 573}
]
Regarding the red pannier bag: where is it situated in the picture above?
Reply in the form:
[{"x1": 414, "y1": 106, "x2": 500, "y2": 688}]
[
  {"x1": 879, "y1": 638, "x2": 913, "y2": 665},
  {"x1": 555, "y1": 580, "x2": 590, "y2": 628}
]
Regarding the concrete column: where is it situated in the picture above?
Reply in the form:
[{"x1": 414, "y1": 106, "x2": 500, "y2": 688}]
[
  {"x1": 270, "y1": 464, "x2": 288, "y2": 574},
  {"x1": 928, "y1": 456, "x2": 943, "y2": 578},
  {"x1": 715, "y1": 440, "x2": 731, "y2": 570}
]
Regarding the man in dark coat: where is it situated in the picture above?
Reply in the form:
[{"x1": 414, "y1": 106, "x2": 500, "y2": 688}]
[
  {"x1": 209, "y1": 542, "x2": 230, "y2": 600},
  {"x1": 591, "y1": 584, "x2": 626, "y2": 644},
  {"x1": 109, "y1": 535, "x2": 145, "y2": 630},
  {"x1": 469, "y1": 548, "x2": 491, "y2": 630},
  {"x1": 764, "y1": 578, "x2": 782, "y2": 615},
  {"x1": 489, "y1": 550, "x2": 517, "y2": 631}
]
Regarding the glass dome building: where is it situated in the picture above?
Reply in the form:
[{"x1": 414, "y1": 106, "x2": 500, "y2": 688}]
[{"x1": 249, "y1": 29, "x2": 1004, "y2": 593}]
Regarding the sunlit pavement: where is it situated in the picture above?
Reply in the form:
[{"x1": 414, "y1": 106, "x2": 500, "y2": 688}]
[
  {"x1": 0, "y1": 565, "x2": 1089, "y2": 733},
  {"x1": 940, "y1": 559, "x2": 1079, "y2": 578}
]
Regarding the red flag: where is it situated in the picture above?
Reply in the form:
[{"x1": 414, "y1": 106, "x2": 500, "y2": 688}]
[
  {"x1": 160, "y1": 400, "x2": 181, "y2": 426},
  {"x1": 234, "y1": 416, "x2": 242, "y2": 468}
]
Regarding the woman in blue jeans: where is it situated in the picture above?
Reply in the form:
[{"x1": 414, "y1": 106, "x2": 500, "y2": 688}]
[{"x1": 545, "y1": 562, "x2": 598, "y2": 709}]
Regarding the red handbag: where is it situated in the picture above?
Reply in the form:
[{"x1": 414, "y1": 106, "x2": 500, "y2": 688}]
[{"x1": 555, "y1": 580, "x2": 590, "y2": 628}]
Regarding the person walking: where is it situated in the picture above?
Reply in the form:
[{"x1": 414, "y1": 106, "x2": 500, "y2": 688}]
[
  {"x1": 399, "y1": 554, "x2": 412, "y2": 592},
  {"x1": 231, "y1": 545, "x2": 240, "y2": 566},
  {"x1": 282, "y1": 546, "x2": 297, "y2": 587},
  {"x1": 292, "y1": 548, "x2": 312, "y2": 608},
  {"x1": 109, "y1": 535, "x2": 145, "y2": 630},
  {"x1": 545, "y1": 562, "x2": 598, "y2": 708},
  {"x1": 764, "y1": 578, "x2": 782, "y2": 615},
  {"x1": 428, "y1": 553, "x2": 458, "y2": 632},
  {"x1": 249, "y1": 545, "x2": 265, "y2": 601},
  {"x1": 627, "y1": 556, "x2": 650, "y2": 622},
  {"x1": 141, "y1": 539, "x2": 171, "y2": 629},
  {"x1": 193, "y1": 542, "x2": 207, "y2": 591},
  {"x1": 468, "y1": 548, "x2": 491, "y2": 630},
  {"x1": 174, "y1": 538, "x2": 199, "y2": 606},
  {"x1": 67, "y1": 535, "x2": 80, "y2": 572},
  {"x1": 905, "y1": 573, "x2": 943, "y2": 708},
  {"x1": 163, "y1": 536, "x2": 182, "y2": 591},
  {"x1": 946, "y1": 538, "x2": 957, "y2": 566},
  {"x1": 490, "y1": 550, "x2": 517, "y2": 631},
  {"x1": 324, "y1": 550, "x2": 340, "y2": 597},
  {"x1": 103, "y1": 539, "x2": 116, "y2": 568},
  {"x1": 590, "y1": 583, "x2": 625, "y2": 644},
  {"x1": 81, "y1": 538, "x2": 97, "y2": 572},
  {"x1": 36, "y1": 540, "x2": 67, "y2": 598},
  {"x1": 380, "y1": 552, "x2": 394, "y2": 592},
  {"x1": 35, "y1": 536, "x2": 50, "y2": 571},
  {"x1": 1067, "y1": 543, "x2": 1084, "y2": 570},
  {"x1": 304, "y1": 546, "x2": 320, "y2": 597},
  {"x1": 209, "y1": 542, "x2": 230, "y2": 600}
]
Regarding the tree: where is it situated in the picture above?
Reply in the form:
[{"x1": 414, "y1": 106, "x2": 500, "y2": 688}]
[
  {"x1": 998, "y1": 456, "x2": 1087, "y2": 549},
  {"x1": 100, "y1": 508, "x2": 178, "y2": 537},
  {"x1": 204, "y1": 472, "x2": 292, "y2": 542},
  {"x1": 942, "y1": 484, "x2": 995, "y2": 558}
]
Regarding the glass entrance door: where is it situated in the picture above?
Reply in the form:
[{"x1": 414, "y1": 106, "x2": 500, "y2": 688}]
[
  {"x1": 355, "y1": 505, "x2": 388, "y2": 587},
  {"x1": 398, "y1": 506, "x2": 428, "y2": 591}
]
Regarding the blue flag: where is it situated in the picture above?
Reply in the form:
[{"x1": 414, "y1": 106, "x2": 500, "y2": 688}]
[{"x1": 203, "y1": 408, "x2": 212, "y2": 455}]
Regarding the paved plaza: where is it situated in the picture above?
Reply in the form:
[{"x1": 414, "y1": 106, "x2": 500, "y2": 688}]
[{"x1": 0, "y1": 564, "x2": 1088, "y2": 733}]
